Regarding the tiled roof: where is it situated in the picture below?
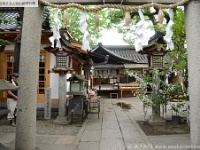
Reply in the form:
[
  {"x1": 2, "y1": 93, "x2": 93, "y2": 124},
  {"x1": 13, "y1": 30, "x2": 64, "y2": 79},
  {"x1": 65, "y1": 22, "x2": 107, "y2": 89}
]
[
  {"x1": 91, "y1": 43, "x2": 148, "y2": 64},
  {"x1": 148, "y1": 31, "x2": 165, "y2": 45},
  {"x1": 0, "y1": 8, "x2": 20, "y2": 30},
  {"x1": 94, "y1": 64, "x2": 124, "y2": 69},
  {"x1": 0, "y1": 7, "x2": 50, "y2": 31}
]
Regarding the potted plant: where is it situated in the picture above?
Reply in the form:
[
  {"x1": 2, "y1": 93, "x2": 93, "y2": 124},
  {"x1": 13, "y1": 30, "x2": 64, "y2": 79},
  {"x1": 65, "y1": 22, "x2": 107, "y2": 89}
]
[
  {"x1": 168, "y1": 83, "x2": 186, "y2": 125},
  {"x1": 0, "y1": 39, "x2": 11, "y2": 52},
  {"x1": 170, "y1": 101, "x2": 185, "y2": 125}
]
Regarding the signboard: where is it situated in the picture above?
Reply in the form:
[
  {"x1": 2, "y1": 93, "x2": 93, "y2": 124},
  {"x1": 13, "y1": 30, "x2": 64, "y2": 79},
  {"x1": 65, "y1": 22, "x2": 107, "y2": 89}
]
[{"x1": 44, "y1": 88, "x2": 51, "y2": 119}]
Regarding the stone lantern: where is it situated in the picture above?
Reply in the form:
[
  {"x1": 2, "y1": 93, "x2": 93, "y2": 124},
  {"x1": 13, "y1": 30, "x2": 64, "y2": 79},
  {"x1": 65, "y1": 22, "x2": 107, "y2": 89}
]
[
  {"x1": 139, "y1": 31, "x2": 168, "y2": 125},
  {"x1": 140, "y1": 46, "x2": 167, "y2": 69},
  {"x1": 139, "y1": 31, "x2": 167, "y2": 69},
  {"x1": 44, "y1": 38, "x2": 75, "y2": 124},
  {"x1": 45, "y1": 46, "x2": 73, "y2": 74}
]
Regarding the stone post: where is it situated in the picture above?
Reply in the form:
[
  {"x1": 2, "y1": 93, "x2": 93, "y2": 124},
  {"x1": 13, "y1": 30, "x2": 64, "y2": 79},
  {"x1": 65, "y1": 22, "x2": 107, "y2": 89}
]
[
  {"x1": 149, "y1": 70, "x2": 164, "y2": 125},
  {"x1": 54, "y1": 73, "x2": 68, "y2": 124},
  {"x1": 15, "y1": 5, "x2": 43, "y2": 150},
  {"x1": 185, "y1": 1, "x2": 200, "y2": 147}
]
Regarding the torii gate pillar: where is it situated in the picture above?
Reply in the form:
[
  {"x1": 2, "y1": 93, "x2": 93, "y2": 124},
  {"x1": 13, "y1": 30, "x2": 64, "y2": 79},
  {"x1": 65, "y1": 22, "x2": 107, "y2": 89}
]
[
  {"x1": 15, "y1": 4, "x2": 43, "y2": 150},
  {"x1": 185, "y1": 1, "x2": 200, "y2": 148}
]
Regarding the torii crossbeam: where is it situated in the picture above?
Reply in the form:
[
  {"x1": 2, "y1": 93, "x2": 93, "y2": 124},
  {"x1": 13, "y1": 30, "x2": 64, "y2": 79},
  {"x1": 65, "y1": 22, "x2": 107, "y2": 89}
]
[{"x1": 46, "y1": 0, "x2": 179, "y2": 4}]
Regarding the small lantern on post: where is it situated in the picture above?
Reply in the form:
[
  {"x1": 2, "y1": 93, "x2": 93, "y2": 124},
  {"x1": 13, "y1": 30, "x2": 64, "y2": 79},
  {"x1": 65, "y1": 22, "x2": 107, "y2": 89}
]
[
  {"x1": 43, "y1": 37, "x2": 76, "y2": 124},
  {"x1": 147, "y1": 47, "x2": 166, "y2": 69},
  {"x1": 44, "y1": 45, "x2": 73, "y2": 74},
  {"x1": 53, "y1": 50, "x2": 72, "y2": 73},
  {"x1": 139, "y1": 32, "x2": 167, "y2": 69},
  {"x1": 139, "y1": 32, "x2": 168, "y2": 125}
]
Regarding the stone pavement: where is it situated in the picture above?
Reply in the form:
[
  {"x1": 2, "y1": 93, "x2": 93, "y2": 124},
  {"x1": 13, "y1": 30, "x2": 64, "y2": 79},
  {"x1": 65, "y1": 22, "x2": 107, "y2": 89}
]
[{"x1": 0, "y1": 97, "x2": 191, "y2": 150}]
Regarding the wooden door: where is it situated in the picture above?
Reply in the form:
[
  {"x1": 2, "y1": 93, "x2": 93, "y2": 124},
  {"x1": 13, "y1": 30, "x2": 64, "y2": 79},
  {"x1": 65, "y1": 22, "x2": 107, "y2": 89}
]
[
  {"x1": 37, "y1": 51, "x2": 50, "y2": 103},
  {"x1": 0, "y1": 50, "x2": 50, "y2": 104},
  {"x1": 0, "y1": 51, "x2": 15, "y2": 103}
]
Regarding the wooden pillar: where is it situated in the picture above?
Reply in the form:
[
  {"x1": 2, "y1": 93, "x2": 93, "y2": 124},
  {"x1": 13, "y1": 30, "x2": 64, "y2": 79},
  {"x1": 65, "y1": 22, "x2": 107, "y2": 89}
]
[
  {"x1": 15, "y1": 4, "x2": 43, "y2": 150},
  {"x1": 14, "y1": 8, "x2": 24, "y2": 73},
  {"x1": 185, "y1": 1, "x2": 200, "y2": 148},
  {"x1": 13, "y1": 33, "x2": 21, "y2": 73}
]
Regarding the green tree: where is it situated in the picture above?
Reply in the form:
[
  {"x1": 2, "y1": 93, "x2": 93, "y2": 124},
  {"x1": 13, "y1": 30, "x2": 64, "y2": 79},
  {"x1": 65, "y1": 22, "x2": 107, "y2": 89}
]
[
  {"x1": 49, "y1": 7, "x2": 116, "y2": 45},
  {"x1": 48, "y1": 6, "x2": 150, "y2": 45},
  {"x1": 169, "y1": 8, "x2": 186, "y2": 75}
]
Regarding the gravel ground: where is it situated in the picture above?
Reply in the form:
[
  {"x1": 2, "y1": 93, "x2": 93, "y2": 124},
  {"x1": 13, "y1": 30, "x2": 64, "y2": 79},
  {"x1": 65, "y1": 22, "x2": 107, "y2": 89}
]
[{"x1": 0, "y1": 116, "x2": 82, "y2": 136}]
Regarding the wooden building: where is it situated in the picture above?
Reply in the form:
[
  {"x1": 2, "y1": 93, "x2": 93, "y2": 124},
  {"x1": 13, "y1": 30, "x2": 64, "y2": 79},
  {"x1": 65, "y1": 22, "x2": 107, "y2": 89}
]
[
  {"x1": 0, "y1": 7, "x2": 97, "y2": 109},
  {"x1": 89, "y1": 43, "x2": 148, "y2": 97}
]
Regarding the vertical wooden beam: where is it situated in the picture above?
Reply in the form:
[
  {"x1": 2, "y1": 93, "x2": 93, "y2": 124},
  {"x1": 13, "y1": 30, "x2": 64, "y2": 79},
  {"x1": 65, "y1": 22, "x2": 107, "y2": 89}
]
[{"x1": 14, "y1": 8, "x2": 24, "y2": 73}]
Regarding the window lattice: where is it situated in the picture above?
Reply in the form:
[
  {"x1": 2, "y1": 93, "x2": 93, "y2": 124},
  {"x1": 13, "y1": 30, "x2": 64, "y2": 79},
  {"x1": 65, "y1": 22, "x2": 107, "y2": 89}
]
[
  {"x1": 153, "y1": 56, "x2": 163, "y2": 68},
  {"x1": 56, "y1": 56, "x2": 67, "y2": 68}
]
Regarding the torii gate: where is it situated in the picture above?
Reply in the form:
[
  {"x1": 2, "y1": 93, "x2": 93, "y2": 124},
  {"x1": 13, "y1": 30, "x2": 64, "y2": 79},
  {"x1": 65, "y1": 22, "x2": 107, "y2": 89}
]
[{"x1": 16, "y1": 0, "x2": 200, "y2": 149}]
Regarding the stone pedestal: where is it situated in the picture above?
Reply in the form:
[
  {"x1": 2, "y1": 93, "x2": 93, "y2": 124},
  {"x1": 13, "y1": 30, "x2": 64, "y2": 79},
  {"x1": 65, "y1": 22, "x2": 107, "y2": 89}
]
[
  {"x1": 148, "y1": 71, "x2": 165, "y2": 125},
  {"x1": 148, "y1": 104, "x2": 165, "y2": 125},
  {"x1": 54, "y1": 73, "x2": 68, "y2": 124}
]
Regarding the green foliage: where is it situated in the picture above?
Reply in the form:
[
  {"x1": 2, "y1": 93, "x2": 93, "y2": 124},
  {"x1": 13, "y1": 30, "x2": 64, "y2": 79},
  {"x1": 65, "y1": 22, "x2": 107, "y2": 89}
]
[
  {"x1": 0, "y1": 39, "x2": 11, "y2": 45},
  {"x1": 168, "y1": 8, "x2": 186, "y2": 74},
  {"x1": 107, "y1": 9, "x2": 124, "y2": 25},
  {"x1": 151, "y1": 93, "x2": 167, "y2": 105},
  {"x1": 0, "y1": 14, "x2": 13, "y2": 46},
  {"x1": 167, "y1": 82, "x2": 186, "y2": 116},
  {"x1": 48, "y1": 7, "x2": 154, "y2": 45},
  {"x1": 167, "y1": 82, "x2": 185, "y2": 97},
  {"x1": 170, "y1": 102, "x2": 185, "y2": 116},
  {"x1": 0, "y1": 14, "x2": 9, "y2": 24},
  {"x1": 48, "y1": 6, "x2": 117, "y2": 45}
]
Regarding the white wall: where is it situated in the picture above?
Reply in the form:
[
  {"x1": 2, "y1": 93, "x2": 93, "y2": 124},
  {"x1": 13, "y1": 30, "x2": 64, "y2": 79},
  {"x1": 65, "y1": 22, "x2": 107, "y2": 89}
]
[
  {"x1": 50, "y1": 53, "x2": 59, "y2": 98},
  {"x1": 49, "y1": 53, "x2": 71, "y2": 99},
  {"x1": 5, "y1": 45, "x2": 14, "y2": 50}
]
